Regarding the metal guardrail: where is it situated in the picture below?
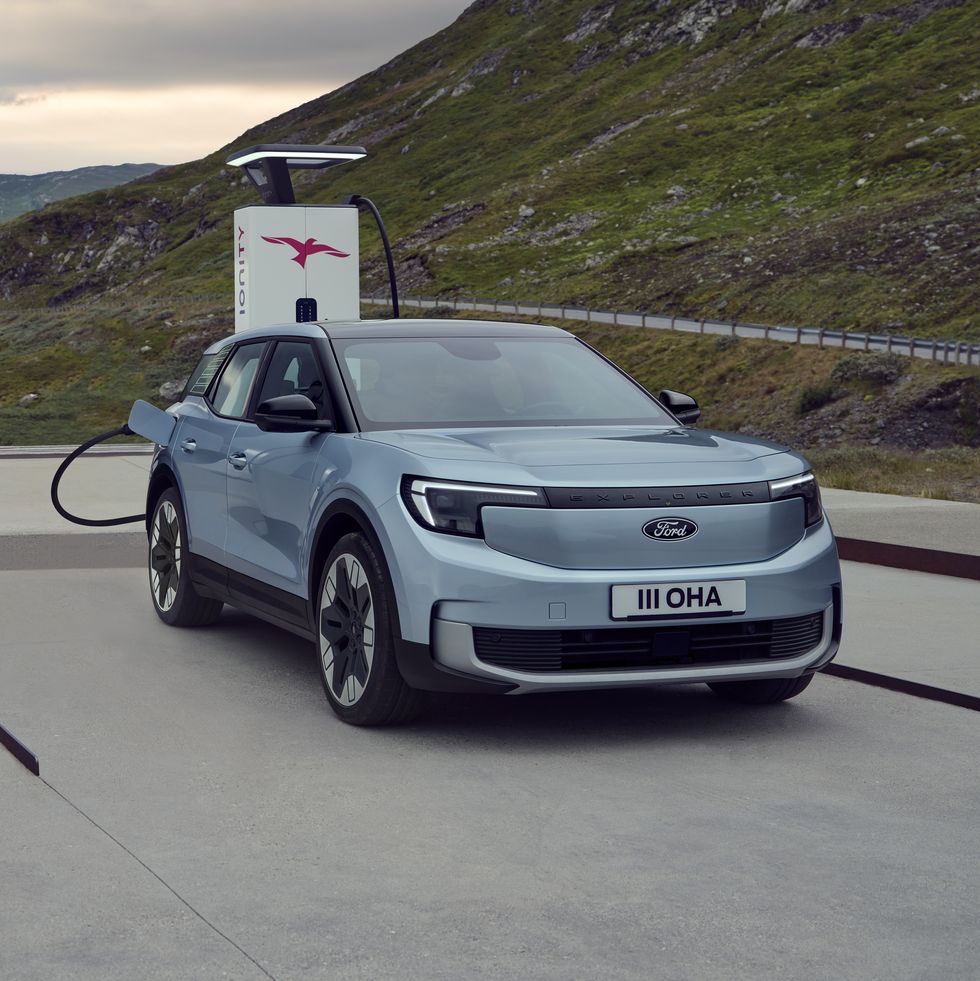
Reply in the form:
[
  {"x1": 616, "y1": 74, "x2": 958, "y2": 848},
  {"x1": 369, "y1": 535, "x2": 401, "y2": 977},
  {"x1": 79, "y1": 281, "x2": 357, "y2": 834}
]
[
  {"x1": 361, "y1": 294, "x2": 980, "y2": 367},
  {"x1": 5, "y1": 291, "x2": 976, "y2": 366}
]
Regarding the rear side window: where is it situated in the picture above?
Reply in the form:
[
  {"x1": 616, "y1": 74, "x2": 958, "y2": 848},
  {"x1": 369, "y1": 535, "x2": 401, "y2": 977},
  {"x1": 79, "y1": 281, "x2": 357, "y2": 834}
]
[
  {"x1": 184, "y1": 349, "x2": 231, "y2": 399},
  {"x1": 211, "y1": 342, "x2": 266, "y2": 418}
]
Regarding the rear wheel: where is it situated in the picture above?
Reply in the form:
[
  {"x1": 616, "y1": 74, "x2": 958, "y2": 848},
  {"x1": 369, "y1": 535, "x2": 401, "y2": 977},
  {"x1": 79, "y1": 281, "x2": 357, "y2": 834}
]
[
  {"x1": 316, "y1": 532, "x2": 423, "y2": 726},
  {"x1": 708, "y1": 673, "x2": 814, "y2": 704},
  {"x1": 148, "y1": 488, "x2": 223, "y2": 627}
]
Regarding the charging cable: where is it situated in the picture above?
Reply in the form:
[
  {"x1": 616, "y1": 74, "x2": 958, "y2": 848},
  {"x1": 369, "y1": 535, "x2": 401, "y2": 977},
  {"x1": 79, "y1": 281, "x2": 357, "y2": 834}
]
[
  {"x1": 50, "y1": 425, "x2": 147, "y2": 526},
  {"x1": 344, "y1": 195, "x2": 400, "y2": 318}
]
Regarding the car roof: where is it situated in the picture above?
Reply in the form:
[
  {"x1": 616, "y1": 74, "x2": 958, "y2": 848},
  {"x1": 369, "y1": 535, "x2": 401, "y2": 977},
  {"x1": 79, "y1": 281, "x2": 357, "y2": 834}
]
[
  {"x1": 323, "y1": 318, "x2": 568, "y2": 339},
  {"x1": 212, "y1": 318, "x2": 569, "y2": 352}
]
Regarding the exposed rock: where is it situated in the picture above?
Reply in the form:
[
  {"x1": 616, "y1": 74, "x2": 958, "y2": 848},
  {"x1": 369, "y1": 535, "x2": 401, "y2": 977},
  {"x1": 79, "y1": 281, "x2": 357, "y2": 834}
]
[
  {"x1": 564, "y1": 2, "x2": 616, "y2": 43},
  {"x1": 666, "y1": 0, "x2": 738, "y2": 46},
  {"x1": 584, "y1": 113, "x2": 661, "y2": 151},
  {"x1": 414, "y1": 88, "x2": 447, "y2": 116},
  {"x1": 158, "y1": 379, "x2": 187, "y2": 402},
  {"x1": 95, "y1": 221, "x2": 163, "y2": 273},
  {"x1": 468, "y1": 49, "x2": 508, "y2": 77},
  {"x1": 526, "y1": 211, "x2": 602, "y2": 245},
  {"x1": 795, "y1": 17, "x2": 864, "y2": 48},
  {"x1": 325, "y1": 112, "x2": 378, "y2": 142},
  {"x1": 452, "y1": 49, "x2": 508, "y2": 97},
  {"x1": 361, "y1": 120, "x2": 409, "y2": 145},
  {"x1": 18, "y1": 393, "x2": 39, "y2": 408},
  {"x1": 398, "y1": 203, "x2": 486, "y2": 252},
  {"x1": 508, "y1": 0, "x2": 542, "y2": 14},
  {"x1": 571, "y1": 44, "x2": 611, "y2": 72}
]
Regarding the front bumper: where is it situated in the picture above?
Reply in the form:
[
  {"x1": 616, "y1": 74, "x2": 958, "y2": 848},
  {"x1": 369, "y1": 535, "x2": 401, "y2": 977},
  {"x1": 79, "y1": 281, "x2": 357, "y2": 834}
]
[
  {"x1": 377, "y1": 497, "x2": 843, "y2": 694},
  {"x1": 432, "y1": 595, "x2": 840, "y2": 694}
]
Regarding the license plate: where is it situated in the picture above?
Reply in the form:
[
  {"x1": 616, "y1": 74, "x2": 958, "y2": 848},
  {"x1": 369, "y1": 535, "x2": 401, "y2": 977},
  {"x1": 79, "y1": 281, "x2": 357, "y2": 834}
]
[{"x1": 611, "y1": 580, "x2": 746, "y2": 620}]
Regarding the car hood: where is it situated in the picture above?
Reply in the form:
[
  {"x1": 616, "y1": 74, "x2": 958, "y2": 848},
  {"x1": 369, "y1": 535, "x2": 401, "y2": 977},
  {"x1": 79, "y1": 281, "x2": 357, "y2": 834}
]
[{"x1": 360, "y1": 426, "x2": 808, "y2": 484}]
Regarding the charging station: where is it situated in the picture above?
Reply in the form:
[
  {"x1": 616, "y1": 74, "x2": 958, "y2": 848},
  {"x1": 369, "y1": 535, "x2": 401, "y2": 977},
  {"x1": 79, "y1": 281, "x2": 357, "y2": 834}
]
[{"x1": 226, "y1": 144, "x2": 368, "y2": 331}]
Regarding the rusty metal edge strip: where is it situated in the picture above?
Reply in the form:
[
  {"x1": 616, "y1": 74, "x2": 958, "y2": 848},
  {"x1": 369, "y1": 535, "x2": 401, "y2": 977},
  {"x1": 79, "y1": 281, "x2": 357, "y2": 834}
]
[
  {"x1": 824, "y1": 664, "x2": 980, "y2": 712},
  {"x1": 0, "y1": 722, "x2": 40, "y2": 776},
  {"x1": 836, "y1": 537, "x2": 980, "y2": 581}
]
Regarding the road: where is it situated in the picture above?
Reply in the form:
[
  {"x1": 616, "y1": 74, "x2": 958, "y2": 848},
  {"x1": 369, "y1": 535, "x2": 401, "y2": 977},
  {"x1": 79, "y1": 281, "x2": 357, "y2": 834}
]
[
  {"x1": 1, "y1": 560, "x2": 978, "y2": 980},
  {"x1": 1, "y1": 453, "x2": 978, "y2": 979}
]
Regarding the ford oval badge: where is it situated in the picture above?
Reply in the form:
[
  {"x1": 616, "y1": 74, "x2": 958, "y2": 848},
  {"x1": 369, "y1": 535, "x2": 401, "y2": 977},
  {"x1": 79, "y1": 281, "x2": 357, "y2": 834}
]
[{"x1": 643, "y1": 517, "x2": 699, "y2": 541}]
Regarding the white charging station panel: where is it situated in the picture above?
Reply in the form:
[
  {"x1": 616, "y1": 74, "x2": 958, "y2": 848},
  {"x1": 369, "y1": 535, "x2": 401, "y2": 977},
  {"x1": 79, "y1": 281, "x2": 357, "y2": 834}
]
[{"x1": 234, "y1": 204, "x2": 359, "y2": 332}]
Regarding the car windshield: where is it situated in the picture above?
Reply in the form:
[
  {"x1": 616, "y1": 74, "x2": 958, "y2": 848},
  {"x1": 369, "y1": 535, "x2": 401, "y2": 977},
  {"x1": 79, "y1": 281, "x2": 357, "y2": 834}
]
[{"x1": 332, "y1": 335, "x2": 675, "y2": 430}]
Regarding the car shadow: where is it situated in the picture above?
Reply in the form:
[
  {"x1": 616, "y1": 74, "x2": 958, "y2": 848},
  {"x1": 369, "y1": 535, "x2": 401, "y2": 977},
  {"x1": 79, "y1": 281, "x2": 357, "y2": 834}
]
[{"x1": 210, "y1": 608, "x2": 832, "y2": 750}]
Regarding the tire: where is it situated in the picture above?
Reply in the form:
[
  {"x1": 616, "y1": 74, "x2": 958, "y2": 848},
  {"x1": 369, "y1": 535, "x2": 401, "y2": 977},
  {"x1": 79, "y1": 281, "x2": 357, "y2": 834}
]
[
  {"x1": 708, "y1": 673, "x2": 814, "y2": 704},
  {"x1": 315, "y1": 532, "x2": 423, "y2": 726},
  {"x1": 148, "y1": 488, "x2": 223, "y2": 627}
]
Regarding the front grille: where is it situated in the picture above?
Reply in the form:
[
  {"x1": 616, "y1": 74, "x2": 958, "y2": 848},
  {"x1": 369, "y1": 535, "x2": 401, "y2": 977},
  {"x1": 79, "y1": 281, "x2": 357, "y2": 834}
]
[{"x1": 472, "y1": 613, "x2": 824, "y2": 673}]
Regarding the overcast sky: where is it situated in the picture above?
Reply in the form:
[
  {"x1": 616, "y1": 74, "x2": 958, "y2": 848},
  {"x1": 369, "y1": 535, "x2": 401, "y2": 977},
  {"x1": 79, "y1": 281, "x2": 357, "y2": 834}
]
[{"x1": 0, "y1": 0, "x2": 469, "y2": 174}]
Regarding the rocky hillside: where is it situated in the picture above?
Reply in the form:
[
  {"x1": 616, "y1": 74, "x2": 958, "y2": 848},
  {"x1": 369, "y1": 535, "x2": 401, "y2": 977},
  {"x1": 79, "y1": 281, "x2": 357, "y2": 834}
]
[
  {"x1": 0, "y1": 163, "x2": 160, "y2": 223},
  {"x1": 0, "y1": 0, "x2": 978, "y2": 457},
  {"x1": 1, "y1": 0, "x2": 977, "y2": 333}
]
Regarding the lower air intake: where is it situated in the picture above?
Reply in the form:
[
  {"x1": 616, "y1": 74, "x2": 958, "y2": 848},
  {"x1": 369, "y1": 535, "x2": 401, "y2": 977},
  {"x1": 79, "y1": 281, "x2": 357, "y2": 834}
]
[{"x1": 472, "y1": 613, "x2": 823, "y2": 673}]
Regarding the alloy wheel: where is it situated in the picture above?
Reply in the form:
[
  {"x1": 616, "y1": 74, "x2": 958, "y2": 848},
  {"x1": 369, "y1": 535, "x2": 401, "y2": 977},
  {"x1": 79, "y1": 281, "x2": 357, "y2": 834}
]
[
  {"x1": 319, "y1": 553, "x2": 375, "y2": 706},
  {"x1": 150, "y1": 499, "x2": 181, "y2": 612}
]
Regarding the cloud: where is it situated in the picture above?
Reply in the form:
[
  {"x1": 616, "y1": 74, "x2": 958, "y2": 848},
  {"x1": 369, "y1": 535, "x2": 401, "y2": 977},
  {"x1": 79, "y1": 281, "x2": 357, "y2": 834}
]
[
  {"x1": 0, "y1": 0, "x2": 468, "y2": 92},
  {"x1": 0, "y1": 0, "x2": 470, "y2": 172},
  {"x1": 0, "y1": 91, "x2": 47, "y2": 107},
  {"x1": 0, "y1": 85, "x2": 339, "y2": 172}
]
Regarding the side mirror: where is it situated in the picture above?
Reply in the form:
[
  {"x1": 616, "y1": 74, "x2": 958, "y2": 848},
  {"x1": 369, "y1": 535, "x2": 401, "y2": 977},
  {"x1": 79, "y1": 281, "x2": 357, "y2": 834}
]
[
  {"x1": 254, "y1": 394, "x2": 334, "y2": 433},
  {"x1": 658, "y1": 389, "x2": 701, "y2": 425}
]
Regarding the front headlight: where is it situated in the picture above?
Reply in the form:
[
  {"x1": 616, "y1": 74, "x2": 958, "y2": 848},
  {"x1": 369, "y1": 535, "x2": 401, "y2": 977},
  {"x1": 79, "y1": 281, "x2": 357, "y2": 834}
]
[
  {"x1": 769, "y1": 472, "x2": 823, "y2": 527},
  {"x1": 401, "y1": 476, "x2": 547, "y2": 537}
]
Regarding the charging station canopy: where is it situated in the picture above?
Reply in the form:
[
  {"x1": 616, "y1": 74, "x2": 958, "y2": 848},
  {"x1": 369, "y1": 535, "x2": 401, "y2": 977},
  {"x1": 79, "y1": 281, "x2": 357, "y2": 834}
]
[{"x1": 227, "y1": 143, "x2": 367, "y2": 205}]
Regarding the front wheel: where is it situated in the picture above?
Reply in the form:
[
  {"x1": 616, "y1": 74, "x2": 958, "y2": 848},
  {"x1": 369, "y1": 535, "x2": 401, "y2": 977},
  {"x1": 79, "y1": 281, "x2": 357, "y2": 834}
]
[
  {"x1": 708, "y1": 673, "x2": 814, "y2": 704},
  {"x1": 148, "y1": 488, "x2": 223, "y2": 627},
  {"x1": 316, "y1": 532, "x2": 423, "y2": 726}
]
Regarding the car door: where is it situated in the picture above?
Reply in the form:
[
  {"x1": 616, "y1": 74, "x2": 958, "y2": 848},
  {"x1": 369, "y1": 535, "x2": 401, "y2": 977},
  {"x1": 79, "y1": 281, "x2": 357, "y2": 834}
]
[
  {"x1": 175, "y1": 340, "x2": 266, "y2": 565},
  {"x1": 224, "y1": 338, "x2": 335, "y2": 605}
]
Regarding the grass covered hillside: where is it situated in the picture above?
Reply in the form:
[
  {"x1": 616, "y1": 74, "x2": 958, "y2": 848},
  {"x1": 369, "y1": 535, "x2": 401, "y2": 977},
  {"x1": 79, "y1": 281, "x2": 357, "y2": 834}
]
[{"x1": 0, "y1": 0, "x2": 978, "y2": 464}]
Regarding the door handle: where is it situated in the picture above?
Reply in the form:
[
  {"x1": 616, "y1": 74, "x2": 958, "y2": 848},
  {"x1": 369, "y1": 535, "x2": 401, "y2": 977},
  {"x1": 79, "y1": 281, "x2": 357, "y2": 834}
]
[
  {"x1": 180, "y1": 438, "x2": 197, "y2": 453},
  {"x1": 228, "y1": 451, "x2": 248, "y2": 470}
]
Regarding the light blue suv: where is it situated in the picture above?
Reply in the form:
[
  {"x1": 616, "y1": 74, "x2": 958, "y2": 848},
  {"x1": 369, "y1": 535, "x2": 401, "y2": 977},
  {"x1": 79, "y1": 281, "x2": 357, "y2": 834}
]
[{"x1": 147, "y1": 318, "x2": 842, "y2": 725}]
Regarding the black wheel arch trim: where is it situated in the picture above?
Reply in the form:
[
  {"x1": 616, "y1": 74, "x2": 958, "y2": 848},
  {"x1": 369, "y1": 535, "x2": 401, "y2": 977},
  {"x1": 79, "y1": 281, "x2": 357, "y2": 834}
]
[
  {"x1": 145, "y1": 462, "x2": 180, "y2": 534},
  {"x1": 309, "y1": 498, "x2": 516, "y2": 694}
]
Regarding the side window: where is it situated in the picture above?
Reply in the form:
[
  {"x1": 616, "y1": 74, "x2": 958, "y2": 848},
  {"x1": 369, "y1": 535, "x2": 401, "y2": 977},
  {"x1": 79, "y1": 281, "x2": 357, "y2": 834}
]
[
  {"x1": 184, "y1": 348, "x2": 231, "y2": 399},
  {"x1": 211, "y1": 342, "x2": 266, "y2": 418},
  {"x1": 256, "y1": 341, "x2": 330, "y2": 418}
]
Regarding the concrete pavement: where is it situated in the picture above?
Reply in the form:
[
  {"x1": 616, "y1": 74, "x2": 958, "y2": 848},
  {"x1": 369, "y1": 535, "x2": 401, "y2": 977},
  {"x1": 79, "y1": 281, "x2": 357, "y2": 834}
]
[
  {"x1": 1, "y1": 566, "x2": 978, "y2": 980},
  {"x1": 2, "y1": 451, "x2": 979, "y2": 979}
]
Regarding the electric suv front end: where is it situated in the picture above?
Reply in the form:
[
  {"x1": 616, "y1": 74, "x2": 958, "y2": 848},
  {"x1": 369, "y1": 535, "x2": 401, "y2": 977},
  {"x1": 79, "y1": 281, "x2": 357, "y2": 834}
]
[{"x1": 146, "y1": 319, "x2": 842, "y2": 724}]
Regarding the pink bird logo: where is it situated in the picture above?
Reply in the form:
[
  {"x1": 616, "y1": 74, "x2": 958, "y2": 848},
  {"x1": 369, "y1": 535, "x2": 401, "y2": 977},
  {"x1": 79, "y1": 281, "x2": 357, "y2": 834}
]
[{"x1": 261, "y1": 235, "x2": 351, "y2": 268}]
